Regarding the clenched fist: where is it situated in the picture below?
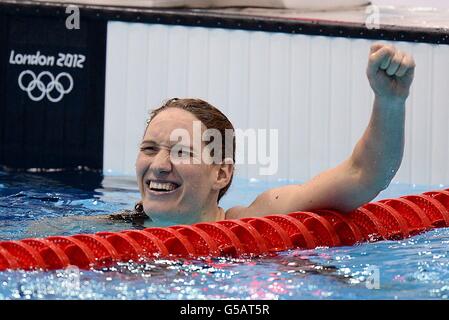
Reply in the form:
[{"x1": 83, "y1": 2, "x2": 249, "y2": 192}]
[{"x1": 367, "y1": 43, "x2": 416, "y2": 102}]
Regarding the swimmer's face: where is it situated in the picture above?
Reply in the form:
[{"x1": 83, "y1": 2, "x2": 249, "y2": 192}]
[{"x1": 136, "y1": 108, "x2": 223, "y2": 225}]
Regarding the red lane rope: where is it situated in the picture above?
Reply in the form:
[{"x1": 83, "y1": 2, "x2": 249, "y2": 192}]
[
  {"x1": 401, "y1": 195, "x2": 449, "y2": 227},
  {"x1": 347, "y1": 207, "x2": 388, "y2": 241},
  {"x1": 378, "y1": 198, "x2": 432, "y2": 235},
  {"x1": 194, "y1": 222, "x2": 245, "y2": 257},
  {"x1": 170, "y1": 225, "x2": 220, "y2": 256},
  {"x1": 143, "y1": 227, "x2": 195, "y2": 257},
  {"x1": 0, "y1": 246, "x2": 19, "y2": 270},
  {"x1": 1, "y1": 188, "x2": 449, "y2": 271},
  {"x1": 264, "y1": 215, "x2": 317, "y2": 249},
  {"x1": 217, "y1": 220, "x2": 269, "y2": 255},
  {"x1": 311, "y1": 209, "x2": 363, "y2": 246},
  {"x1": 45, "y1": 236, "x2": 96, "y2": 269},
  {"x1": 362, "y1": 202, "x2": 410, "y2": 240},
  {"x1": 121, "y1": 230, "x2": 169, "y2": 258},
  {"x1": 96, "y1": 232, "x2": 145, "y2": 262},
  {"x1": 287, "y1": 212, "x2": 341, "y2": 247},
  {"x1": 21, "y1": 239, "x2": 71, "y2": 270},
  {"x1": 240, "y1": 217, "x2": 293, "y2": 252}
]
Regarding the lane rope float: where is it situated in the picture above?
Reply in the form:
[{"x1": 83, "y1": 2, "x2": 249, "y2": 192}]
[{"x1": 1, "y1": 188, "x2": 449, "y2": 271}]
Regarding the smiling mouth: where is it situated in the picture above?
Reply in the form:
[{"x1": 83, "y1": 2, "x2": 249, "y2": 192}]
[{"x1": 146, "y1": 180, "x2": 181, "y2": 193}]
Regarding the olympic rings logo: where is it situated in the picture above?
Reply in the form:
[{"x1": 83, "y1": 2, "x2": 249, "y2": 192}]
[{"x1": 18, "y1": 70, "x2": 74, "y2": 103}]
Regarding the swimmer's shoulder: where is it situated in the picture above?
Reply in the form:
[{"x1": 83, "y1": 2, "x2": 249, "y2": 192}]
[
  {"x1": 224, "y1": 186, "x2": 296, "y2": 220},
  {"x1": 224, "y1": 206, "x2": 253, "y2": 220}
]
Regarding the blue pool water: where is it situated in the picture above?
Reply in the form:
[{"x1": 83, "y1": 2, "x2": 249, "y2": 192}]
[{"x1": 1, "y1": 169, "x2": 449, "y2": 300}]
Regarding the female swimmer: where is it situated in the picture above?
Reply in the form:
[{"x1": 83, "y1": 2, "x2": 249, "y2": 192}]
[{"x1": 110, "y1": 43, "x2": 416, "y2": 228}]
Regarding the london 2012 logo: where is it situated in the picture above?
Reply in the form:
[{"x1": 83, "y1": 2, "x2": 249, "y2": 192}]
[
  {"x1": 18, "y1": 70, "x2": 74, "y2": 103},
  {"x1": 10, "y1": 50, "x2": 85, "y2": 103}
]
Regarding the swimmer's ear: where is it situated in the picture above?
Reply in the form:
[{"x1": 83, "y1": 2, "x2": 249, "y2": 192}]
[{"x1": 212, "y1": 158, "x2": 234, "y2": 191}]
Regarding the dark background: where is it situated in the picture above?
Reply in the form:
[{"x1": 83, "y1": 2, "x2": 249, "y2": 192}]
[{"x1": 0, "y1": 12, "x2": 106, "y2": 170}]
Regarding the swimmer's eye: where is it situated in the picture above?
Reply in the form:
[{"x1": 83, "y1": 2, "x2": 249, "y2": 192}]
[{"x1": 140, "y1": 146, "x2": 157, "y2": 154}]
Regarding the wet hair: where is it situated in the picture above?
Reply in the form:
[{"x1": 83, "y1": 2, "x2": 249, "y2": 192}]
[{"x1": 146, "y1": 98, "x2": 236, "y2": 202}]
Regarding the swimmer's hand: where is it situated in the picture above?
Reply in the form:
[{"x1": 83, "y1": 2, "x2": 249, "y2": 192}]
[{"x1": 367, "y1": 43, "x2": 415, "y2": 102}]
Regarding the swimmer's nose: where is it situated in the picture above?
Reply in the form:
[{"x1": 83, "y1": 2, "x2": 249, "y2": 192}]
[{"x1": 150, "y1": 149, "x2": 172, "y2": 175}]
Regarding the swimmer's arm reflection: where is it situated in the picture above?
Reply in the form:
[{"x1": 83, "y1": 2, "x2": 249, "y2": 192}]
[
  {"x1": 25, "y1": 203, "x2": 151, "y2": 237},
  {"x1": 228, "y1": 43, "x2": 416, "y2": 219},
  {"x1": 107, "y1": 201, "x2": 152, "y2": 226}
]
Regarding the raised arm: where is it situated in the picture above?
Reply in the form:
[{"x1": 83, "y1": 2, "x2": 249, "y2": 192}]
[{"x1": 228, "y1": 43, "x2": 415, "y2": 219}]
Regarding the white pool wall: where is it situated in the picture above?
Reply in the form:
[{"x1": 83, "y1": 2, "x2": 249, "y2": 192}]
[{"x1": 103, "y1": 22, "x2": 449, "y2": 185}]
